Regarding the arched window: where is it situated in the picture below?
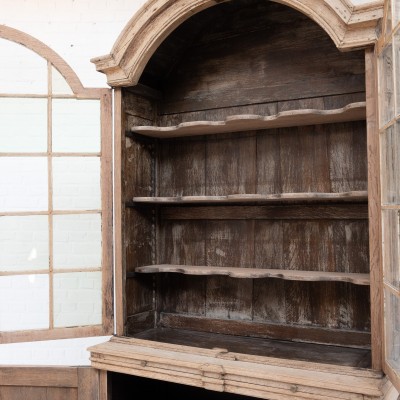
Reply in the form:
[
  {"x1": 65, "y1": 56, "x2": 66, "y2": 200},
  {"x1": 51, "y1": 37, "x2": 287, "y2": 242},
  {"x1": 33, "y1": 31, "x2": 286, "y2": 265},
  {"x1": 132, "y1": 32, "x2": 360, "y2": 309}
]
[{"x1": 0, "y1": 26, "x2": 112, "y2": 343}]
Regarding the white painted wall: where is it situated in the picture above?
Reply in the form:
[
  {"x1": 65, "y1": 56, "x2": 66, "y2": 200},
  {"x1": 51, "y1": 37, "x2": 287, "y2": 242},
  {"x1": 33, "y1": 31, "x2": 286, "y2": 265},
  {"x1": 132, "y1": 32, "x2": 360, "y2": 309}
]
[
  {"x1": 0, "y1": 0, "x2": 379, "y2": 367},
  {"x1": 0, "y1": 0, "x2": 147, "y2": 88}
]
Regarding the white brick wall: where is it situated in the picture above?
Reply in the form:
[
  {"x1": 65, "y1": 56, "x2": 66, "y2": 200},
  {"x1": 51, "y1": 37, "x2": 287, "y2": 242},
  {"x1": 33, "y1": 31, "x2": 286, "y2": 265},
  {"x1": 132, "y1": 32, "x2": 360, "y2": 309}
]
[
  {"x1": 0, "y1": 215, "x2": 49, "y2": 271},
  {"x1": 52, "y1": 157, "x2": 101, "y2": 210},
  {"x1": 53, "y1": 213, "x2": 102, "y2": 269},
  {"x1": 0, "y1": 157, "x2": 48, "y2": 212},
  {"x1": 53, "y1": 271, "x2": 102, "y2": 327},
  {"x1": 0, "y1": 275, "x2": 49, "y2": 331},
  {"x1": 0, "y1": 98, "x2": 47, "y2": 152},
  {"x1": 52, "y1": 99, "x2": 100, "y2": 152}
]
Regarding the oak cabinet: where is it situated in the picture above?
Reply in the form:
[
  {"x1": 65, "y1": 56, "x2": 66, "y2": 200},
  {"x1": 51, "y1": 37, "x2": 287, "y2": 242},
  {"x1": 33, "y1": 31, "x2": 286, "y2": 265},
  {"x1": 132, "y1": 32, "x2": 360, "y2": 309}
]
[{"x1": 89, "y1": 0, "x2": 400, "y2": 399}]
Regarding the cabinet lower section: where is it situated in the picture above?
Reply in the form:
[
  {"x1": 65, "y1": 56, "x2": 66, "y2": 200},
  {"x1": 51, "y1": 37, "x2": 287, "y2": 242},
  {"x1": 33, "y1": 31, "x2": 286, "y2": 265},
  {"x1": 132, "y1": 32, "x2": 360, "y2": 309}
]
[{"x1": 89, "y1": 335, "x2": 391, "y2": 400}]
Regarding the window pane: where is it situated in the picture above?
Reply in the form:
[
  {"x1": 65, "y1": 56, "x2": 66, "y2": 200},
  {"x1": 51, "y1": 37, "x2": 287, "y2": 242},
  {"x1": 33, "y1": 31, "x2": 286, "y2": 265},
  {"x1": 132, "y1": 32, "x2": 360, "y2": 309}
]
[
  {"x1": 0, "y1": 274, "x2": 49, "y2": 331},
  {"x1": 53, "y1": 214, "x2": 102, "y2": 270},
  {"x1": 53, "y1": 271, "x2": 102, "y2": 328},
  {"x1": 385, "y1": 289, "x2": 400, "y2": 371},
  {"x1": 395, "y1": 30, "x2": 400, "y2": 117},
  {"x1": 52, "y1": 157, "x2": 101, "y2": 210},
  {"x1": 393, "y1": 0, "x2": 400, "y2": 27},
  {"x1": 382, "y1": 209, "x2": 400, "y2": 290},
  {"x1": 0, "y1": 98, "x2": 47, "y2": 152},
  {"x1": 0, "y1": 215, "x2": 49, "y2": 272},
  {"x1": 381, "y1": 123, "x2": 400, "y2": 205},
  {"x1": 379, "y1": 43, "x2": 395, "y2": 127},
  {"x1": 51, "y1": 67, "x2": 73, "y2": 95},
  {"x1": 0, "y1": 157, "x2": 48, "y2": 212},
  {"x1": 52, "y1": 99, "x2": 100, "y2": 153},
  {"x1": 0, "y1": 39, "x2": 47, "y2": 95}
]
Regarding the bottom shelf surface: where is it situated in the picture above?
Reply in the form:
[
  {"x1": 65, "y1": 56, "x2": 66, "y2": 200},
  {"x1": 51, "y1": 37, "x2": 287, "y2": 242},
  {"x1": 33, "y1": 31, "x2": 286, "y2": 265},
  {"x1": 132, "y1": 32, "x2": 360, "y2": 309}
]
[
  {"x1": 88, "y1": 328, "x2": 392, "y2": 400},
  {"x1": 132, "y1": 328, "x2": 371, "y2": 368}
]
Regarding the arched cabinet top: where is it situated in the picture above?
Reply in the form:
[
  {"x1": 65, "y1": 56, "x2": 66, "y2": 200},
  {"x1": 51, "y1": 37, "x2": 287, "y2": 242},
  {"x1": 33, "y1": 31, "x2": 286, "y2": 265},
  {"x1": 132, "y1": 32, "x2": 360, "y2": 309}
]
[{"x1": 91, "y1": 0, "x2": 383, "y2": 87}]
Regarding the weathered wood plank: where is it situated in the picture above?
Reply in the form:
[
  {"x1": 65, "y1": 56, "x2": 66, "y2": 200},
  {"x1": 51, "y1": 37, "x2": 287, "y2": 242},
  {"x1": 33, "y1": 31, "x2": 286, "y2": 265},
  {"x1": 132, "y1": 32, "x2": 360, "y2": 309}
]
[
  {"x1": 77, "y1": 368, "x2": 99, "y2": 400},
  {"x1": 135, "y1": 264, "x2": 370, "y2": 285},
  {"x1": 158, "y1": 314, "x2": 371, "y2": 349},
  {"x1": 161, "y1": 204, "x2": 369, "y2": 220},
  {"x1": 0, "y1": 367, "x2": 78, "y2": 387},
  {"x1": 328, "y1": 121, "x2": 368, "y2": 192},
  {"x1": 158, "y1": 220, "x2": 207, "y2": 315},
  {"x1": 157, "y1": 2, "x2": 366, "y2": 114},
  {"x1": 158, "y1": 137, "x2": 206, "y2": 196},
  {"x1": 0, "y1": 387, "x2": 77, "y2": 400},
  {"x1": 131, "y1": 103, "x2": 366, "y2": 138},
  {"x1": 205, "y1": 221, "x2": 254, "y2": 320},
  {"x1": 130, "y1": 191, "x2": 368, "y2": 204},
  {"x1": 205, "y1": 132, "x2": 256, "y2": 196}
]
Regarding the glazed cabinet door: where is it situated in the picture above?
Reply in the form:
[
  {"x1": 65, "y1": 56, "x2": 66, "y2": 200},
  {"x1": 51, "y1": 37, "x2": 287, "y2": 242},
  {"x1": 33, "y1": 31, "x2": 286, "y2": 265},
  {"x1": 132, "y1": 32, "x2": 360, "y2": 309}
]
[
  {"x1": 0, "y1": 26, "x2": 113, "y2": 344},
  {"x1": 377, "y1": 0, "x2": 400, "y2": 391}
]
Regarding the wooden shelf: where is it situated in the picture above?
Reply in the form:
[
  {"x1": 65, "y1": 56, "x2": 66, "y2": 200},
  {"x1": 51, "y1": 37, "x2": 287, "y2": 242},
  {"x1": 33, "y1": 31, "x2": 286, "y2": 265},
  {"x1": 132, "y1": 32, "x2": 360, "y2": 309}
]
[
  {"x1": 130, "y1": 191, "x2": 368, "y2": 205},
  {"x1": 134, "y1": 264, "x2": 370, "y2": 285},
  {"x1": 130, "y1": 102, "x2": 366, "y2": 138},
  {"x1": 89, "y1": 335, "x2": 385, "y2": 400}
]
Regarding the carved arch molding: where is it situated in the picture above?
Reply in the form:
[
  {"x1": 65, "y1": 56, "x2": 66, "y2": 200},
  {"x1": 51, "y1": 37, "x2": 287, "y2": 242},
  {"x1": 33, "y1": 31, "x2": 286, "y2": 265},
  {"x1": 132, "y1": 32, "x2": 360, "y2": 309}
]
[{"x1": 91, "y1": 0, "x2": 383, "y2": 87}]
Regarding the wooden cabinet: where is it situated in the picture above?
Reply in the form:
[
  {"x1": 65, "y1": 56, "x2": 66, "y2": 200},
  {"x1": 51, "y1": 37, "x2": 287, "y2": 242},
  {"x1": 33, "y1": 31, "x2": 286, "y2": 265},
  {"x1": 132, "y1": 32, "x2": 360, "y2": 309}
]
[{"x1": 89, "y1": 0, "x2": 399, "y2": 399}]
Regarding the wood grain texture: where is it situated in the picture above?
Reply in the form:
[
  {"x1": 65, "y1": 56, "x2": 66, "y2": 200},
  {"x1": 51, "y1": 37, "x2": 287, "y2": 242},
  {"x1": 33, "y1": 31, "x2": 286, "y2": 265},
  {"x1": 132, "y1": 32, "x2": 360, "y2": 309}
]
[
  {"x1": 0, "y1": 367, "x2": 100, "y2": 400},
  {"x1": 92, "y1": 0, "x2": 382, "y2": 87},
  {"x1": 161, "y1": 204, "x2": 369, "y2": 220},
  {"x1": 114, "y1": 0, "x2": 378, "y2": 390},
  {"x1": 365, "y1": 47, "x2": 383, "y2": 372},
  {"x1": 0, "y1": 367, "x2": 78, "y2": 387},
  {"x1": 158, "y1": 220, "x2": 207, "y2": 315},
  {"x1": 130, "y1": 191, "x2": 368, "y2": 204},
  {"x1": 157, "y1": 2, "x2": 366, "y2": 114},
  {"x1": 77, "y1": 368, "x2": 100, "y2": 400},
  {"x1": 100, "y1": 89, "x2": 114, "y2": 336},
  {"x1": 88, "y1": 336, "x2": 387, "y2": 400},
  {"x1": 206, "y1": 134, "x2": 256, "y2": 195},
  {"x1": 135, "y1": 325, "x2": 371, "y2": 362},
  {"x1": 131, "y1": 103, "x2": 366, "y2": 138},
  {"x1": 136, "y1": 264, "x2": 370, "y2": 285},
  {"x1": 157, "y1": 137, "x2": 206, "y2": 196},
  {"x1": 205, "y1": 220, "x2": 254, "y2": 321},
  {"x1": 0, "y1": 387, "x2": 77, "y2": 400}
]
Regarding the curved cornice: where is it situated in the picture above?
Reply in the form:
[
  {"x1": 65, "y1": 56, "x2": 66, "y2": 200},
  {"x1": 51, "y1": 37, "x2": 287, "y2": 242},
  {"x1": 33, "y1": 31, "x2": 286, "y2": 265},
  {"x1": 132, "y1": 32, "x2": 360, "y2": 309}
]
[{"x1": 91, "y1": 0, "x2": 383, "y2": 87}]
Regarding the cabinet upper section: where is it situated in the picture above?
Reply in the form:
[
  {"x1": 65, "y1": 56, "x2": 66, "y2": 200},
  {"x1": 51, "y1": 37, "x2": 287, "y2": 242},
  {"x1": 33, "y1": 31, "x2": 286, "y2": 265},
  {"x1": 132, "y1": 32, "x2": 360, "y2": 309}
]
[{"x1": 91, "y1": 0, "x2": 383, "y2": 87}]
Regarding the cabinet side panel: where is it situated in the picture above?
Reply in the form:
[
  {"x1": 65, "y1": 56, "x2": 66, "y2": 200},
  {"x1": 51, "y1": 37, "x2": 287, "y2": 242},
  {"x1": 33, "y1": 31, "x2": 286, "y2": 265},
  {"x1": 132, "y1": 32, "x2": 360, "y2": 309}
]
[{"x1": 123, "y1": 91, "x2": 157, "y2": 334}]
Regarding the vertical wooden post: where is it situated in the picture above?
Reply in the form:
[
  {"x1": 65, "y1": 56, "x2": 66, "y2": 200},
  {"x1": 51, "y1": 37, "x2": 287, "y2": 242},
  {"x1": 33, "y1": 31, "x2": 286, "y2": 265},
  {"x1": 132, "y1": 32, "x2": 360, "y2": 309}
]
[
  {"x1": 114, "y1": 88, "x2": 125, "y2": 336},
  {"x1": 365, "y1": 46, "x2": 383, "y2": 371}
]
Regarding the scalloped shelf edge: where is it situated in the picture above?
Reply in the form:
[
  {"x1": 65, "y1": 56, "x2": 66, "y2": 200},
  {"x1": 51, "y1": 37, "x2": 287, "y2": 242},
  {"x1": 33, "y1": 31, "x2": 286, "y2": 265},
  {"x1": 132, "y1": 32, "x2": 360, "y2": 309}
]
[
  {"x1": 130, "y1": 191, "x2": 368, "y2": 204},
  {"x1": 134, "y1": 264, "x2": 370, "y2": 285},
  {"x1": 130, "y1": 102, "x2": 366, "y2": 138}
]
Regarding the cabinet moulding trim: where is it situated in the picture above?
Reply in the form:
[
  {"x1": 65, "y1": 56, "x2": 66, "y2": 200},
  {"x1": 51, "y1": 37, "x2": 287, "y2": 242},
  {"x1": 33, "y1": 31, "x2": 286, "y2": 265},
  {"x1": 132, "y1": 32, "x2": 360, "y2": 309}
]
[{"x1": 91, "y1": 0, "x2": 383, "y2": 87}]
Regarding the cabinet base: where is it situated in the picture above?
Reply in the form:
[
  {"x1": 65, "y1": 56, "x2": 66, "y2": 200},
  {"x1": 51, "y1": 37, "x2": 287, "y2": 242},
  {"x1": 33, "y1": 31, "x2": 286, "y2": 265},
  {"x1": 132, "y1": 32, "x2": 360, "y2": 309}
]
[{"x1": 89, "y1": 336, "x2": 390, "y2": 400}]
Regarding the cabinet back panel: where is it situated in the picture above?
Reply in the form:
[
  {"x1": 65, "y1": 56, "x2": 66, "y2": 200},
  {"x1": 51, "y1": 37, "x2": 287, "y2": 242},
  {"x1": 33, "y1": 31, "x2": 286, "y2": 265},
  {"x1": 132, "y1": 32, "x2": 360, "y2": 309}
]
[
  {"x1": 158, "y1": 219, "x2": 369, "y2": 272},
  {"x1": 158, "y1": 276, "x2": 370, "y2": 332},
  {"x1": 157, "y1": 122, "x2": 367, "y2": 196},
  {"x1": 156, "y1": 218, "x2": 370, "y2": 331},
  {"x1": 144, "y1": 1, "x2": 366, "y2": 115}
]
